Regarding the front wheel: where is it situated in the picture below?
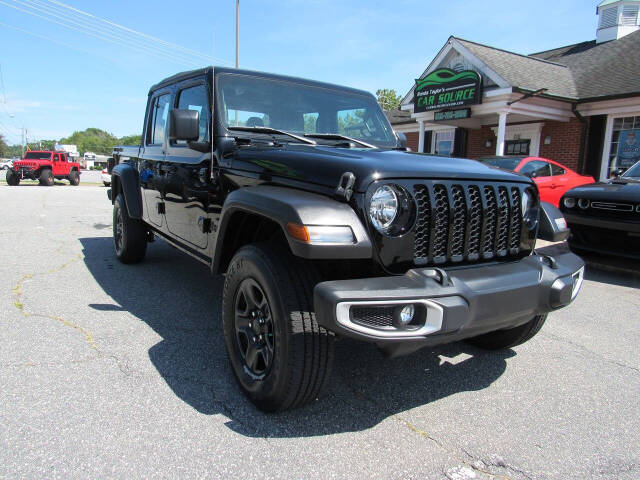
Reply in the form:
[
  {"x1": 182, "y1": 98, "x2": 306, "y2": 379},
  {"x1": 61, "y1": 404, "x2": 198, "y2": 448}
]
[
  {"x1": 39, "y1": 169, "x2": 54, "y2": 186},
  {"x1": 6, "y1": 169, "x2": 20, "y2": 186},
  {"x1": 68, "y1": 170, "x2": 80, "y2": 186},
  {"x1": 223, "y1": 243, "x2": 335, "y2": 412},
  {"x1": 103, "y1": 181, "x2": 111, "y2": 187},
  {"x1": 465, "y1": 314, "x2": 548, "y2": 350},
  {"x1": 113, "y1": 193, "x2": 147, "y2": 264}
]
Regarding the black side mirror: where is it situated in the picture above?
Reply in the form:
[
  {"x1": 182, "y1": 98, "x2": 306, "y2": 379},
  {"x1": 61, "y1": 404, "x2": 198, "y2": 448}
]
[
  {"x1": 611, "y1": 168, "x2": 623, "y2": 178},
  {"x1": 538, "y1": 202, "x2": 570, "y2": 242},
  {"x1": 107, "y1": 157, "x2": 115, "y2": 174},
  {"x1": 396, "y1": 132, "x2": 408, "y2": 149},
  {"x1": 169, "y1": 109, "x2": 200, "y2": 141}
]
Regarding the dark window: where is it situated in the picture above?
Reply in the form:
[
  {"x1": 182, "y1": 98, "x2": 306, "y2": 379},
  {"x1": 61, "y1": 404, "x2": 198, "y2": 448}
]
[
  {"x1": 550, "y1": 164, "x2": 565, "y2": 176},
  {"x1": 505, "y1": 139, "x2": 530, "y2": 155},
  {"x1": 24, "y1": 152, "x2": 51, "y2": 160},
  {"x1": 148, "y1": 94, "x2": 171, "y2": 145},
  {"x1": 478, "y1": 157, "x2": 524, "y2": 171},
  {"x1": 520, "y1": 160, "x2": 551, "y2": 177},
  {"x1": 176, "y1": 84, "x2": 210, "y2": 144}
]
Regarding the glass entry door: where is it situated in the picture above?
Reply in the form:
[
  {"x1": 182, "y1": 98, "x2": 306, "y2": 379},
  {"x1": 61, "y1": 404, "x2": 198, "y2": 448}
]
[{"x1": 433, "y1": 130, "x2": 454, "y2": 156}]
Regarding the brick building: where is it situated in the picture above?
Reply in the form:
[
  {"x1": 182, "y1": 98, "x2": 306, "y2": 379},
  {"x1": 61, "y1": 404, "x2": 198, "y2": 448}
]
[{"x1": 391, "y1": 0, "x2": 640, "y2": 181}]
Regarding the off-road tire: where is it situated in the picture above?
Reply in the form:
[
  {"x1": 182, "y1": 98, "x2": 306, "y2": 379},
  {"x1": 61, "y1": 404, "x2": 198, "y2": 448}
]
[
  {"x1": 223, "y1": 243, "x2": 335, "y2": 412},
  {"x1": 39, "y1": 169, "x2": 54, "y2": 186},
  {"x1": 68, "y1": 170, "x2": 80, "y2": 186},
  {"x1": 113, "y1": 193, "x2": 147, "y2": 264},
  {"x1": 466, "y1": 314, "x2": 547, "y2": 350},
  {"x1": 6, "y1": 169, "x2": 20, "y2": 186}
]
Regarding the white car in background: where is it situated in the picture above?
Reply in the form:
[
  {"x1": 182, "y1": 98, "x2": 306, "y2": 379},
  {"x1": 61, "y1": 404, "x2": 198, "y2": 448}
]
[
  {"x1": 1, "y1": 159, "x2": 13, "y2": 170},
  {"x1": 101, "y1": 167, "x2": 111, "y2": 186}
]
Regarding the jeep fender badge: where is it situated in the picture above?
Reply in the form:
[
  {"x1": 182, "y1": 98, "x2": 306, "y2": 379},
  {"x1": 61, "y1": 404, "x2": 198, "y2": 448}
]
[{"x1": 335, "y1": 172, "x2": 356, "y2": 202}]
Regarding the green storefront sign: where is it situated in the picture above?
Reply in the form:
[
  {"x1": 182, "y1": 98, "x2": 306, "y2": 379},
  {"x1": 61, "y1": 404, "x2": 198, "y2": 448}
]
[
  {"x1": 434, "y1": 108, "x2": 471, "y2": 122},
  {"x1": 414, "y1": 69, "x2": 482, "y2": 113}
]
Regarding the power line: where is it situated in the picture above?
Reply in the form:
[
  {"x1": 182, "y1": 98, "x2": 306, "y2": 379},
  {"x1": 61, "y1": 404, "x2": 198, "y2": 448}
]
[
  {"x1": 21, "y1": 0, "x2": 206, "y2": 67},
  {"x1": 0, "y1": 0, "x2": 203, "y2": 68},
  {"x1": 44, "y1": 0, "x2": 226, "y2": 63}
]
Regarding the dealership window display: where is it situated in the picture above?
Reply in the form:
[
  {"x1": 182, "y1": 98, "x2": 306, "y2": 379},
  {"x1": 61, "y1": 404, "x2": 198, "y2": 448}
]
[{"x1": 608, "y1": 116, "x2": 640, "y2": 174}]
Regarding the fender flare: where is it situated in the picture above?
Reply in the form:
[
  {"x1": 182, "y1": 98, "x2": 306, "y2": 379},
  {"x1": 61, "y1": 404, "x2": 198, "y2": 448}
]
[
  {"x1": 213, "y1": 185, "x2": 372, "y2": 272},
  {"x1": 111, "y1": 163, "x2": 143, "y2": 219}
]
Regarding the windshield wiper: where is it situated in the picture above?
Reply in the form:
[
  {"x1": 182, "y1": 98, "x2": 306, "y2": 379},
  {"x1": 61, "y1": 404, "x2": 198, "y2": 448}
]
[
  {"x1": 304, "y1": 133, "x2": 377, "y2": 149},
  {"x1": 228, "y1": 126, "x2": 316, "y2": 145}
]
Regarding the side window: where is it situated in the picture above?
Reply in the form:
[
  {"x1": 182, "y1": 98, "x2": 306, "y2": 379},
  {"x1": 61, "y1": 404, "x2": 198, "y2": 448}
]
[
  {"x1": 55, "y1": 154, "x2": 61, "y2": 162},
  {"x1": 176, "y1": 84, "x2": 210, "y2": 144},
  {"x1": 147, "y1": 94, "x2": 171, "y2": 145},
  {"x1": 520, "y1": 160, "x2": 551, "y2": 177},
  {"x1": 551, "y1": 164, "x2": 565, "y2": 176},
  {"x1": 303, "y1": 112, "x2": 319, "y2": 133}
]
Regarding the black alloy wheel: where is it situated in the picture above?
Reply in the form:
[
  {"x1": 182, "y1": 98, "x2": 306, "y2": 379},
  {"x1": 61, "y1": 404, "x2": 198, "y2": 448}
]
[
  {"x1": 114, "y1": 204, "x2": 124, "y2": 255},
  {"x1": 112, "y1": 193, "x2": 147, "y2": 263},
  {"x1": 233, "y1": 278, "x2": 275, "y2": 377}
]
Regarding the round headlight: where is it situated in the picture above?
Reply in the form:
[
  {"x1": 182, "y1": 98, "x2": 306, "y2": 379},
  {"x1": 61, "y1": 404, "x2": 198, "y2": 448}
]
[
  {"x1": 578, "y1": 198, "x2": 590, "y2": 209},
  {"x1": 636, "y1": 204, "x2": 640, "y2": 213},
  {"x1": 563, "y1": 197, "x2": 576, "y2": 209},
  {"x1": 369, "y1": 185, "x2": 398, "y2": 232},
  {"x1": 521, "y1": 189, "x2": 540, "y2": 230}
]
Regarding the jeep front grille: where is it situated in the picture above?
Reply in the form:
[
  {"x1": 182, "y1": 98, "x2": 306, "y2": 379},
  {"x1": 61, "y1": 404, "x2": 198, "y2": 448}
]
[{"x1": 413, "y1": 182, "x2": 526, "y2": 265}]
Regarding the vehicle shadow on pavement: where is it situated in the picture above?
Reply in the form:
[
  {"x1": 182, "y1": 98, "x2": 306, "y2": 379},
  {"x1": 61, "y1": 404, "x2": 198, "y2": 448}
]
[{"x1": 81, "y1": 236, "x2": 514, "y2": 437}]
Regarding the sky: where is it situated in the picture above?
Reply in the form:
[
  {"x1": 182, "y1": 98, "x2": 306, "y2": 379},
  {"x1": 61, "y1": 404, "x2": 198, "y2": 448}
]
[{"x1": 0, "y1": 0, "x2": 601, "y2": 146}]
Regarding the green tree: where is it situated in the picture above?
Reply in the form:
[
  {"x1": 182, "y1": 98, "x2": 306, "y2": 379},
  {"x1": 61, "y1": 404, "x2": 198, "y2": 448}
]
[
  {"x1": 7, "y1": 144, "x2": 22, "y2": 158},
  {"x1": 0, "y1": 134, "x2": 8, "y2": 158},
  {"x1": 60, "y1": 128, "x2": 119, "y2": 156},
  {"x1": 376, "y1": 89, "x2": 402, "y2": 111},
  {"x1": 118, "y1": 134, "x2": 142, "y2": 146}
]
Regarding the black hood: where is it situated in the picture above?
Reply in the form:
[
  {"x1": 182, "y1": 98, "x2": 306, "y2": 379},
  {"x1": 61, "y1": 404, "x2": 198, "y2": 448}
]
[
  {"x1": 563, "y1": 178, "x2": 640, "y2": 202},
  {"x1": 230, "y1": 144, "x2": 532, "y2": 192}
]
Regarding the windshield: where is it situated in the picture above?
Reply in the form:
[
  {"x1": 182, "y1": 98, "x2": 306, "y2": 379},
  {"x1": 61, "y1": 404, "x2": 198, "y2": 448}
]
[
  {"x1": 216, "y1": 73, "x2": 397, "y2": 147},
  {"x1": 24, "y1": 152, "x2": 52, "y2": 160},
  {"x1": 477, "y1": 157, "x2": 524, "y2": 171},
  {"x1": 622, "y1": 161, "x2": 640, "y2": 178}
]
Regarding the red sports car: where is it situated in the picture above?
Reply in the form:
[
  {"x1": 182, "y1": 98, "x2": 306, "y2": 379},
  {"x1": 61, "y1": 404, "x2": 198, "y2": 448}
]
[{"x1": 478, "y1": 156, "x2": 595, "y2": 207}]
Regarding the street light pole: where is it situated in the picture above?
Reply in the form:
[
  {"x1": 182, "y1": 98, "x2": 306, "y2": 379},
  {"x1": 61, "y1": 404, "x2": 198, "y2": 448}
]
[{"x1": 235, "y1": 0, "x2": 239, "y2": 69}]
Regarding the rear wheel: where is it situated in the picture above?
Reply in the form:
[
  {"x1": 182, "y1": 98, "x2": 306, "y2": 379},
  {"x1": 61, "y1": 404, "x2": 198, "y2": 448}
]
[
  {"x1": 39, "y1": 169, "x2": 54, "y2": 186},
  {"x1": 68, "y1": 170, "x2": 80, "y2": 186},
  {"x1": 465, "y1": 314, "x2": 547, "y2": 350},
  {"x1": 223, "y1": 243, "x2": 335, "y2": 412},
  {"x1": 6, "y1": 169, "x2": 20, "y2": 186},
  {"x1": 113, "y1": 193, "x2": 147, "y2": 264}
]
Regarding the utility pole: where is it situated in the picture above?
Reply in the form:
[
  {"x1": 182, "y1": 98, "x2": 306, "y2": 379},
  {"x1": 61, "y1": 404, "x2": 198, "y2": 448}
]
[{"x1": 235, "y1": 0, "x2": 239, "y2": 68}]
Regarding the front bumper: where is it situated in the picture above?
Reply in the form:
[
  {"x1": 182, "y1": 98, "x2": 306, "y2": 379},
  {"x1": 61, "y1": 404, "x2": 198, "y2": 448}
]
[
  {"x1": 14, "y1": 167, "x2": 38, "y2": 180},
  {"x1": 314, "y1": 252, "x2": 584, "y2": 356},
  {"x1": 564, "y1": 213, "x2": 640, "y2": 258}
]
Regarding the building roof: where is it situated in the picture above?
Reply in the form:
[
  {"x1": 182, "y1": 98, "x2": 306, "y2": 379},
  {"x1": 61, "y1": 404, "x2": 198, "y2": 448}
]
[
  {"x1": 530, "y1": 30, "x2": 640, "y2": 100},
  {"x1": 599, "y1": 0, "x2": 639, "y2": 6},
  {"x1": 384, "y1": 109, "x2": 413, "y2": 125},
  {"x1": 455, "y1": 37, "x2": 579, "y2": 99}
]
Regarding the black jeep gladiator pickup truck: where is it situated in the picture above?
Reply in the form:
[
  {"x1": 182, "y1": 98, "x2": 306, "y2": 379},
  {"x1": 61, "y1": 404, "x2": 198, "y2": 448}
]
[{"x1": 108, "y1": 66, "x2": 584, "y2": 412}]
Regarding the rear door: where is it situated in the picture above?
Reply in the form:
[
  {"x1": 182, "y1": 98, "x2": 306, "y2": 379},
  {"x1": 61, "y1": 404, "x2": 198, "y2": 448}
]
[
  {"x1": 140, "y1": 91, "x2": 172, "y2": 228},
  {"x1": 53, "y1": 153, "x2": 64, "y2": 176},
  {"x1": 163, "y1": 79, "x2": 211, "y2": 249},
  {"x1": 549, "y1": 162, "x2": 567, "y2": 206}
]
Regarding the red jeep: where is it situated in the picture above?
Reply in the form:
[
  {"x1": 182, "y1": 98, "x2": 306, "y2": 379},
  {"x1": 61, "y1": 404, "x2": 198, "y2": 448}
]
[{"x1": 7, "y1": 151, "x2": 82, "y2": 186}]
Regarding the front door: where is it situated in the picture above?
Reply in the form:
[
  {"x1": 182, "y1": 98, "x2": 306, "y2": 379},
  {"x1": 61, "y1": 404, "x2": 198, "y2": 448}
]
[
  {"x1": 140, "y1": 91, "x2": 172, "y2": 228},
  {"x1": 163, "y1": 81, "x2": 212, "y2": 250}
]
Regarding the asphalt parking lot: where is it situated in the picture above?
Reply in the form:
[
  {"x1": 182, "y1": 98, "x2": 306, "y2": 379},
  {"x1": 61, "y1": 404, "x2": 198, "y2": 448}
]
[{"x1": 1, "y1": 185, "x2": 639, "y2": 480}]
